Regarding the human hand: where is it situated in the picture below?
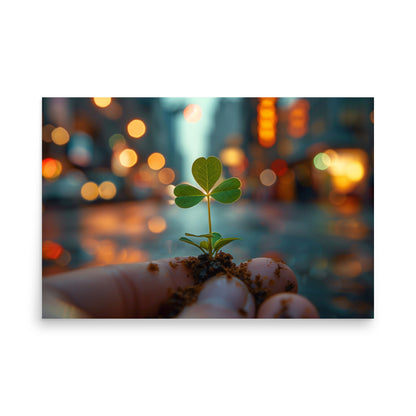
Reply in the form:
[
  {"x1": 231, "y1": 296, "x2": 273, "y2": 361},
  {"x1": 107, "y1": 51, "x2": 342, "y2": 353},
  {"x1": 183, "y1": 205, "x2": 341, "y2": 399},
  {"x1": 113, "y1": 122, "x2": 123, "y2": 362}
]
[{"x1": 42, "y1": 256, "x2": 319, "y2": 318}]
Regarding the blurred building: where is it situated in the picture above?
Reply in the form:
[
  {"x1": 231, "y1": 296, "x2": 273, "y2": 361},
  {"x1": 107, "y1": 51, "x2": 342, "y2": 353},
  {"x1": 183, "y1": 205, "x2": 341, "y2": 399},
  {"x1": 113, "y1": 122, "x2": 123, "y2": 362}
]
[{"x1": 208, "y1": 97, "x2": 374, "y2": 204}]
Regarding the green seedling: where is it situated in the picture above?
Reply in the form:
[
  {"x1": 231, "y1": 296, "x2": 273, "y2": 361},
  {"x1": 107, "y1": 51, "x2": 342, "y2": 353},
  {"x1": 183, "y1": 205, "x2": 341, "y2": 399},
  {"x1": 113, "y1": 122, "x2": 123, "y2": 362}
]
[{"x1": 174, "y1": 156, "x2": 242, "y2": 258}]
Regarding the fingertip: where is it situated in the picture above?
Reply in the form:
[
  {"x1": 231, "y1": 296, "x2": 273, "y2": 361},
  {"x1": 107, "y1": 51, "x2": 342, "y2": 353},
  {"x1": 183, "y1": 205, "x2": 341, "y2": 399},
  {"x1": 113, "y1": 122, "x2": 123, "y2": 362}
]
[
  {"x1": 245, "y1": 257, "x2": 298, "y2": 296},
  {"x1": 257, "y1": 293, "x2": 320, "y2": 318}
]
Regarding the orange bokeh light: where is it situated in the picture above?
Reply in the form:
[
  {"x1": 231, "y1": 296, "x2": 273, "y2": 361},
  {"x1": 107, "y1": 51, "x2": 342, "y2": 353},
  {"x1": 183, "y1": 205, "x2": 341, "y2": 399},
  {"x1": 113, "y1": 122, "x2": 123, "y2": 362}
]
[
  {"x1": 158, "y1": 167, "x2": 175, "y2": 185},
  {"x1": 81, "y1": 181, "x2": 99, "y2": 201},
  {"x1": 98, "y1": 181, "x2": 117, "y2": 200},
  {"x1": 148, "y1": 152, "x2": 166, "y2": 170},
  {"x1": 287, "y1": 99, "x2": 309, "y2": 139},
  {"x1": 93, "y1": 97, "x2": 112, "y2": 108},
  {"x1": 42, "y1": 158, "x2": 62, "y2": 180},
  {"x1": 257, "y1": 98, "x2": 278, "y2": 147},
  {"x1": 147, "y1": 216, "x2": 167, "y2": 233},
  {"x1": 127, "y1": 119, "x2": 146, "y2": 138},
  {"x1": 119, "y1": 148, "x2": 138, "y2": 168},
  {"x1": 51, "y1": 127, "x2": 70, "y2": 145}
]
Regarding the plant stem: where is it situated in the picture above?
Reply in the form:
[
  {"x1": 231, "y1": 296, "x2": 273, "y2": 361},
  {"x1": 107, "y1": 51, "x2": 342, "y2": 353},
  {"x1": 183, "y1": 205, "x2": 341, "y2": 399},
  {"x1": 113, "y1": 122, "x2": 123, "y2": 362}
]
[{"x1": 207, "y1": 194, "x2": 213, "y2": 257}]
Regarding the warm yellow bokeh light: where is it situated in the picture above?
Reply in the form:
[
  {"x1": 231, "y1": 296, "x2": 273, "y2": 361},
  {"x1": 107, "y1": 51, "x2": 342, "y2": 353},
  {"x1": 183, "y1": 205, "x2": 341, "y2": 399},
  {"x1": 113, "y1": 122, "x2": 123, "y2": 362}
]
[
  {"x1": 81, "y1": 181, "x2": 99, "y2": 201},
  {"x1": 331, "y1": 176, "x2": 355, "y2": 193},
  {"x1": 259, "y1": 169, "x2": 277, "y2": 186},
  {"x1": 51, "y1": 127, "x2": 70, "y2": 145},
  {"x1": 347, "y1": 161, "x2": 365, "y2": 181},
  {"x1": 158, "y1": 167, "x2": 175, "y2": 184},
  {"x1": 147, "y1": 216, "x2": 167, "y2": 234},
  {"x1": 148, "y1": 152, "x2": 166, "y2": 170},
  {"x1": 219, "y1": 147, "x2": 245, "y2": 167},
  {"x1": 119, "y1": 148, "x2": 138, "y2": 167},
  {"x1": 93, "y1": 97, "x2": 112, "y2": 108},
  {"x1": 183, "y1": 104, "x2": 202, "y2": 123},
  {"x1": 98, "y1": 181, "x2": 117, "y2": 200},
  {"x1": 127, "y1": 119, "x2": 146, "y2": 138}
]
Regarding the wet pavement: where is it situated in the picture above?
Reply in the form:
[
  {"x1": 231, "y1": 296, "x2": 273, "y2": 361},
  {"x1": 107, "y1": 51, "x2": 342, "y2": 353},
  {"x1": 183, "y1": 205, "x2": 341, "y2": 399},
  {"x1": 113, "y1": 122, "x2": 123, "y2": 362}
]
[{"x1": 42, "y1": 199, "x2": 374, "y2": 318}]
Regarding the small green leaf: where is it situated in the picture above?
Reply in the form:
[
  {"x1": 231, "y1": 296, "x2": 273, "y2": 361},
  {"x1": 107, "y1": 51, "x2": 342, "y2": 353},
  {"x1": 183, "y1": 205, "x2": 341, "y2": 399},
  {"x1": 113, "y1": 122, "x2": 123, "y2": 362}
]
[
  {"x1": 179, "y1": 237, "x2": 206, "y2": 253},
  {"x1": 185, "y1": 233, "x2": 213, "y2": 238},
  {"x1": 213, "y1": 237, "x2": 241, "y2": 252},
  {"x1": 174, "y1": 184, "x2": 205, "y2": 208},
  {"x1": 200, "y1": 241, "x2": 208, "y2": 250},
  {"x1": 211, "y1": 232, "x2": 222, "y2": 245},
  {"x1": 210, "y1": 177, "x2": 241, "y2": 204},
  {"x1": 191, "y1": 156, "x2": 222, "y2": 192}
]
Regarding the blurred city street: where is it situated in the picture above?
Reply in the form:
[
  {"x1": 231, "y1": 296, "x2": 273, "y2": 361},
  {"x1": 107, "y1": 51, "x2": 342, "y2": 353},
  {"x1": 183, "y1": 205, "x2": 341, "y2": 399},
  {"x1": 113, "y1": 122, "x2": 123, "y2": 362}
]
[
  {"x1": 42, "y1": 97, "x2": 374, "y2": 318},
  {"x1": 43, "y1": 198, "x2": 373, "y2": 318}
]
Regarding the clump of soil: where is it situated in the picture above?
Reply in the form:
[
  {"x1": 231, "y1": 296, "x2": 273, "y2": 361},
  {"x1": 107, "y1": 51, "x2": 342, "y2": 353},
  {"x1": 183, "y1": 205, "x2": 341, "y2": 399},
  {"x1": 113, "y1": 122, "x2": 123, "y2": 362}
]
[
  {"x1": 157, "y1": 252, "x2": 271, "y2": 318},
  {"x1": 157, "y1": 285, "x2": 203, "y2": 318},
  {"x1": 273, "y1": 297, "x2": 293, "y2": 318},
  {"x1": 147, "y1": 262, "x2": 159, "y2": 272}
]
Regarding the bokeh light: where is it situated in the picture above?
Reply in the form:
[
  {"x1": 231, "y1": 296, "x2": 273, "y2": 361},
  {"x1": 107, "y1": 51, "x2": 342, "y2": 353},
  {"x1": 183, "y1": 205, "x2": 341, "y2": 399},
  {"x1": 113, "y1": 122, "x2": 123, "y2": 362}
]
[
  {"x1": 346, "y1": 161, "x2": 365, "y2": 181},
  {"x1": 98, "y1": 181, "x2": 117, "y2": 200},
  {"x1": 313, "y1": 152, "x2": 331, "y2": 170},
  {"x1": 147, "y1": 216, "x2": 167, "y2": 233},
  {"x1": 42, "y1": 241, "x2": 63, "y2": 260},
  {"x1": 42, "y1": 158, "x2": 62, "y2": 180},
  {"x1": 271, "y1": 159, "x2": 288, "y2": 176},
  {"x1": 166, "y1": 184, "x2": 175, "y2": 197},
  {"x1": 93, "y1": 97, "x2": 112, "y2": 108},
  {"x1": 119, "y1": 148, "x2": 138, "y2": 168},
  {"x1": 51, "y1": 127, "x2": 70, "y2": 145},
  {"x1": 148, "y1": 152, "x2": 165, "y2": 170},
  {"x1": 257, "y1": 97, "x2": 278, "y2": 147},
  {"x1": 81, "y1": 181, "x2": 99, "y2": 201},
  {"x1": 287, "y1": 99, "x2": 309, "y2": 138},
  {"x1": 325, "y1": 149, "x2": 367, "y2": 193},
  {"x1": 158, "y1": 167, "x2": 175, "y2": 184},
  {"x1": 219, "y1": 147, "x2": 245, "y2": 167},
  {"x1": 127, "y1": 119, "x2": 146, "y2": 138},
  {"x1": 259, "y1": 169, "x2": 277, "y2": 186},
  {"x1": 42, "y1": 124, "x2": 55, "y2": 142},
  {"x1": 183, "y1": 104, "x2": 202, "y2": 123}
]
